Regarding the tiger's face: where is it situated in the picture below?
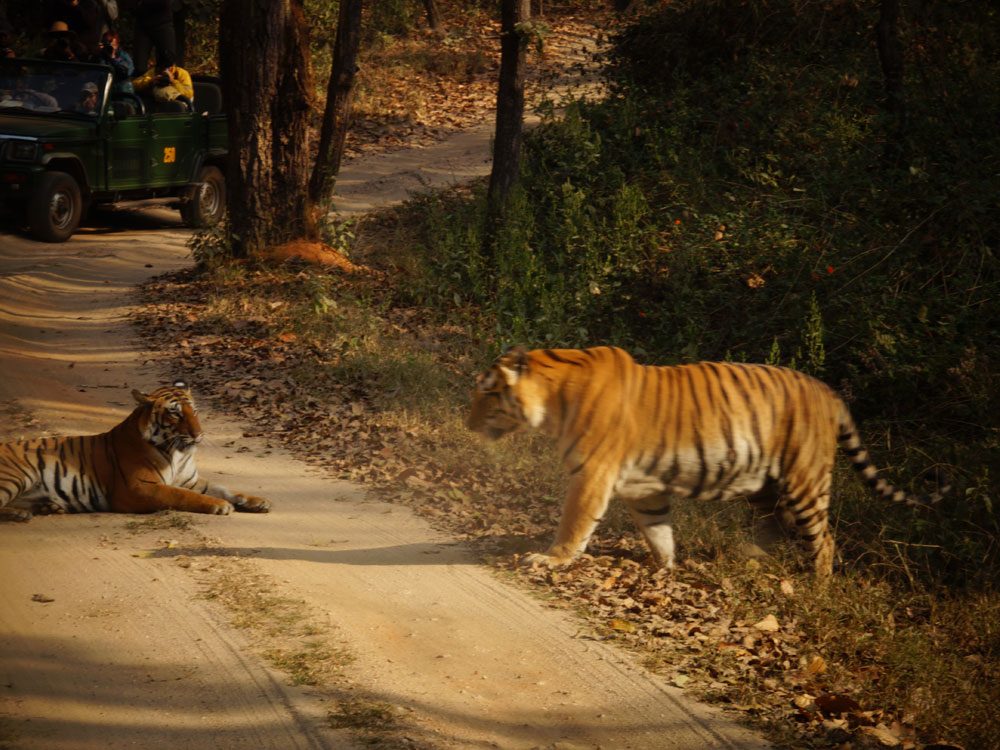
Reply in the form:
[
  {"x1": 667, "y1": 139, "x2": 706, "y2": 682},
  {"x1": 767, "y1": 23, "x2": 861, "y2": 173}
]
[
  {"x1": 468, "y1": 370, "x2": 526, "y2": 440},
  {"x1": 468, "y1": 347, "x2": 547, "y2": 440},
  {"x1": 133, "y1": 382, "x2": 203, "y2": 453}
]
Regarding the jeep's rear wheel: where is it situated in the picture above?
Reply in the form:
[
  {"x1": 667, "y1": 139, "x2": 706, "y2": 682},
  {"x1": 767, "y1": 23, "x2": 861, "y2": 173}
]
[
  {"x1": 28, "y1": 171, "x2": 82, "y2": 242},
  {"x1": 182, "y1": 165, "x2": 225, "y2": 228}
]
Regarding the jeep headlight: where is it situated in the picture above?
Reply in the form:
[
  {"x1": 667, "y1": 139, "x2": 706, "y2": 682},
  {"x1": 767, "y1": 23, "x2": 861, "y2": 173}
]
[{"x1": 5, "y1": 140, "x2": 37, "y2": 162}]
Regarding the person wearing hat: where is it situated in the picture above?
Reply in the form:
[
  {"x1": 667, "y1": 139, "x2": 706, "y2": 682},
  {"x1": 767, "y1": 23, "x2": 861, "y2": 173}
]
[
  {"x1": 74, "y1": 80, "x2": 100, "y2": 114},
  {"x1": 40, "y1": 20, "x2": 90, "y2": 61},
  {"x1": 132, "y1": 51, "x2": 192, "y2": 110},
  {"x1": 43, "y1": 0, "x2": 103, "y2": 58}
]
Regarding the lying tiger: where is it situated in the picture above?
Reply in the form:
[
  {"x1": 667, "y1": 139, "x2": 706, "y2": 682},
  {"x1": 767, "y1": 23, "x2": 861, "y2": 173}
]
[
  {"x1": 468, "y1": 346, "x2": 944, "y2": 579},
  {"x1": 0, "y1": 382, "x2": 271, "y2": 521}
]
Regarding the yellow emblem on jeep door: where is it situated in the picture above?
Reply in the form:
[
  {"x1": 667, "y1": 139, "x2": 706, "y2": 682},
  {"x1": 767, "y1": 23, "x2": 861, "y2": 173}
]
[{"x1": 163, "y1": 147, "x2": 176, "y2": 163}]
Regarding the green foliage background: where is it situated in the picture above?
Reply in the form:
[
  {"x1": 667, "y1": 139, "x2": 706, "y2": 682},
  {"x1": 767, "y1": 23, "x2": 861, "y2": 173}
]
[{"x1": 410, "y1": 0, "x2": 999, "y2": 588}]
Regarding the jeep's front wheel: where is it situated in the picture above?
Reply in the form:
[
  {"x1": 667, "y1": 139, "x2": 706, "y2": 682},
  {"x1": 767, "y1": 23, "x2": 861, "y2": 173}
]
[
  {"x1": 28, "y1": 171, "x2": 82, "y2": 242},
  {"x1": 182, "y1": 165, "x2": 226, "y2": 228}
]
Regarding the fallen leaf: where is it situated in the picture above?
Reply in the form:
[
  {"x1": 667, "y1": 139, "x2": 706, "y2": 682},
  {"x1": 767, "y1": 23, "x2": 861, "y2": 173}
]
[
  {"x1": 859, "y1": 723, "x2": 901, "y2": 747},
  {"x1": 609, "y1": 618, "x2": 635, "y2": 632},
  {"x1": 753, "y1": 614, "x2": 780, "y2": 632},
  {"x1": 807, "y1": 655, "x2": 827, "y2": 675},
  {"x1": 793, "y1": 694, "x2": 816, "y2": 710},
  {"x1": 31, "y1": 593, "x2": 54, "y2": 603}
]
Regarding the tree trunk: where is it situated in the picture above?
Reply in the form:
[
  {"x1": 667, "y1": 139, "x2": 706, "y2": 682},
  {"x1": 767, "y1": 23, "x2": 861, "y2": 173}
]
[
  {"x1": 308, "y1": 0, "x2": 364, "y2": 226},
  {"x1": 173, "y1": 2, "x2": 188, "y2": 67},
  {"x1": 487, "y1": 0, "x2": 530, "y2": 217},
  {"x1": 875, "y1": 0, "x2": 906, "y2": 163},
  {"x1": 422, "y1": 0, "x2": 442, "y2": 31},
  {"x1": 220, "y1": 0, "x2": 314, "y2": 257}
]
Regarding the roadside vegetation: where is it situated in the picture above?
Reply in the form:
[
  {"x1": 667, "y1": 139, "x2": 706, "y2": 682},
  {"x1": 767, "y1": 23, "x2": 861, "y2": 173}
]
[{"x1": 137, "y1": 2, "x2": 997, "y2": 749}]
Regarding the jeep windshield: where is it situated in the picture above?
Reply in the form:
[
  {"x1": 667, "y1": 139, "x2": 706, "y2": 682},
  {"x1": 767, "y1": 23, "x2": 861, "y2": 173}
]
[{"x1": 0, "y1": 58, "x2": 110, "y2": 119}]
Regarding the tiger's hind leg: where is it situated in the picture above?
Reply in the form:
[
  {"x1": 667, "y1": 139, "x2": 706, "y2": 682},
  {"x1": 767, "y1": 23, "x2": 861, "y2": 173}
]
[
  {"x1": 1, "y1": 498, "x2": 66, "y2": 521},
  {"x1": 779, "y1": 482, "x2": 835, "y2": 580},
  {"x1": 0, "y1": 441, "x2": 45, "y2": 521},
  {"x1": 744, "y1": 479, "x2": 795, "y2": 559},
  {"x1": 626, "y1": 493, "x2": 676, "y2": 569},
  {"x1": 0, "y1": 506, "x2": 32, "y2": 522}
]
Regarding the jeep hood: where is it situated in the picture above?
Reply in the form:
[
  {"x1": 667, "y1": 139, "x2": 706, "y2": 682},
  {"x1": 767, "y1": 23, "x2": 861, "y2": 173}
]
[{"x1": 0, "y1": 113, "x2": 97, "y2": 140}]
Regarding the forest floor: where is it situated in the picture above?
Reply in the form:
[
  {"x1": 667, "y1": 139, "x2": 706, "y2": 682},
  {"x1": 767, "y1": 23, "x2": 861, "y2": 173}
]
[{"x1": 0, "y1": 10, "x2": 770, "y2": 750}]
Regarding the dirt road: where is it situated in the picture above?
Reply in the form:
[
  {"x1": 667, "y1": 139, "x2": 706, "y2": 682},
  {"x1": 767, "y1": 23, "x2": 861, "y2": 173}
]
[{"x1": 0, "y1": 127, "x2": 771, "y2": 750}]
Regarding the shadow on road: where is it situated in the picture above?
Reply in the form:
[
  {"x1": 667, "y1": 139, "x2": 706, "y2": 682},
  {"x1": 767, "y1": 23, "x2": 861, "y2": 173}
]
[{"x1": 149, "y1": 541, "x2": 472, "y2": 567}]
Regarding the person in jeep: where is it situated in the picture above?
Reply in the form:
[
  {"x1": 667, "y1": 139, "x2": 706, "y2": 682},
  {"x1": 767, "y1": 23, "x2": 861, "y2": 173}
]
[
  {"x1": 100, "y1": 32, "x2": 134, "y2": 96},
  {"x1": 73, "y1": 80, "x2": 99, "y2": 114},
  {"x1": 1, "y1": 67, "x2": 59, "y2": 110},
  {"x1": 40, "y1": 21, "x2": 91, "y2": 62},
  {"x1": 133, "y1": 52, "x2": 192, "y2": 111},
  {"x1": 1, "y1": 17, "x2": 17, "y2": 59}
]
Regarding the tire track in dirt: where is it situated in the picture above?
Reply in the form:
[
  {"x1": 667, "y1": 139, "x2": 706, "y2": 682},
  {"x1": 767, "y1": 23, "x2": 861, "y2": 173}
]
[{"x1": 1, "y1": 515, "x2": 337, "y2": 750}]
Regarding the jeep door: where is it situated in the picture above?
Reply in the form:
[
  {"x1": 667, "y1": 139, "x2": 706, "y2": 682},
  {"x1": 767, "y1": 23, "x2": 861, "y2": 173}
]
[
  {"x1": 148, "y1": 111, "x2": 196, "y2": 186},
  {"x1": 107, "y1": 108, "x2": 149, "y2": 190}
]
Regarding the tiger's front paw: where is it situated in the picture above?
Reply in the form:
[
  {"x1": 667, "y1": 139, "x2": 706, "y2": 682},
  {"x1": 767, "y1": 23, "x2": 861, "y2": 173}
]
[
  {"x1": 232, "y1": 494, "x2": 271, "y2": 513},
  {"x1": 32, "y1": 500, "x2": 66, "y2": 516},
  {"x1": 519, "y1": 551, "x2": 577, "y2": 569},
  {"x1": 212, "y1": 500, "x2": 234, "y2": 515}
]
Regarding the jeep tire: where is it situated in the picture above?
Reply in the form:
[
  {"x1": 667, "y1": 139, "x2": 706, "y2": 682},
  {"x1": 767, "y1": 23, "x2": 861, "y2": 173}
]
[
  {"x1": 182, "y1": 165, "x2": 226, "y2": 228},
  {"x1": 28, "y1": 171, "x2": 82, "y2": 243}
]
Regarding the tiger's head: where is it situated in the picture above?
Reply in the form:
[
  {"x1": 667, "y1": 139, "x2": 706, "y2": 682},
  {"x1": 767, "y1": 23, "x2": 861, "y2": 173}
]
[
  {"x1": 132, "y1": 381, "x2": 204, "y2": 454},
  {"x1": 467, "y1": 347, "x2": 549, "y2": 440}
]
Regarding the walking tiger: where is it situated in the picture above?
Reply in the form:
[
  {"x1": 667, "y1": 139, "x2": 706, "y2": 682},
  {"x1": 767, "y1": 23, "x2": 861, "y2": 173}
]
[{"x1": 467, "y1": 346, "x2": 944, "y2": 578}]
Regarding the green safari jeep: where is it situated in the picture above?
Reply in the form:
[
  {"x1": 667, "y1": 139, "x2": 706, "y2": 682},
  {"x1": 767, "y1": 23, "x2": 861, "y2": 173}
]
[{"x1": 0, "y1": 57, "x2": 227, "y2": 242}]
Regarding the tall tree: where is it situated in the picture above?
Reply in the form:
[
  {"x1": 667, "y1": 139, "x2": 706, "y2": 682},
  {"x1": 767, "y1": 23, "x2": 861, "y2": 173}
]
[
  {"x1": 487, "y1": 0, "x2": 530, "y2": 217},
  {"x1": 219, "y1": 0, "x2": 313, "y2": 256},
  {"x1": 876, "y1": 0, "x2": 906, "y2": 163},
  {"x1": 220, "y1": 0, "x2": 364, "y2": 257},
  {"x1": 422, "y1": 0, "x2": 442, "y2": 31},
  {"x1": 309, "y1": 0, "x2": 364, "y2": 222}
]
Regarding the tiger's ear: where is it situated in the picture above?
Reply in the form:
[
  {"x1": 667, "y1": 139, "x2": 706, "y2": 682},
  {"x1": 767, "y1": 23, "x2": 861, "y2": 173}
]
[
  {"x1": 172, "y1": 380, "x2": 189, "y2": 390},
  {"x1": 132, "y1": 389, "x2": 152, "y2": 405},
  {"x1": 500, "y1": 346, "x2": 528, "y2": 371},
  {"x1": 497, "y1": 346, "x2": 529, "y2": 385}
]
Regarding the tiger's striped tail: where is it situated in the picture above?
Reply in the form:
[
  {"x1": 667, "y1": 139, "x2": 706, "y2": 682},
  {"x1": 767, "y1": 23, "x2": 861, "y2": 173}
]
[{"x1": 836, "y1": 405, "x2": 946, "y2": 507}]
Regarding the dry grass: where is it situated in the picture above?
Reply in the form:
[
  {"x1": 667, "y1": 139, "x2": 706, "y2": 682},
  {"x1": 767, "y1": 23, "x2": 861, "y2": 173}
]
[{"x1": 125, "y1": 511, "x2": 197, "y2": 533}]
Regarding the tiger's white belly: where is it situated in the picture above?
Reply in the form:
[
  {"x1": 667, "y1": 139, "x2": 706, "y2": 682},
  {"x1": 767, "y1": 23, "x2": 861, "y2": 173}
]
[{"x1": 614, "y1": 439, "x2": 768, "y2": 503}]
